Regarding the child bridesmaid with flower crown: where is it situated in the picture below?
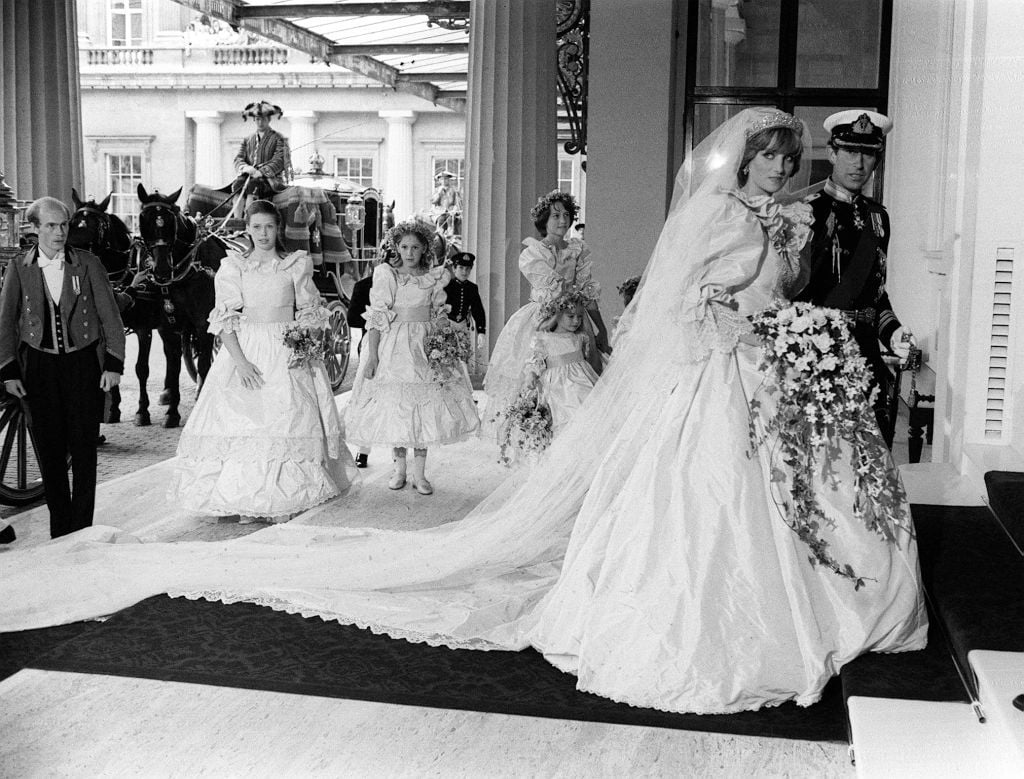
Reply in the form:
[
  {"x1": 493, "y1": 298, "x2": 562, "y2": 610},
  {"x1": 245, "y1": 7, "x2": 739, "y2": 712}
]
[
  {"x1": 345, "y1": 220, "x2": 479, "y2": 495},
  {"x1": 523, "y1": 288, "x2": 601, "y2": 434}
]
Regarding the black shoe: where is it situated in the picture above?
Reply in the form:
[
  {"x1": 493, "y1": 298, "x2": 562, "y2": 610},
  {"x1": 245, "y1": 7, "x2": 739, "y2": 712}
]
[
  {"x1": 355, "y1": 453, "x2": 368, "y2": 468},
  {"x1": 0, "y1": 524, "x2": 15, "y2": 544}
]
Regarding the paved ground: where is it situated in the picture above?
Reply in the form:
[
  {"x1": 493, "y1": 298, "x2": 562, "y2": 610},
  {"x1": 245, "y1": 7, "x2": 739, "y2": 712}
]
[{"x1": 0, "y1": 330, "x2": 360, "y2": 522}]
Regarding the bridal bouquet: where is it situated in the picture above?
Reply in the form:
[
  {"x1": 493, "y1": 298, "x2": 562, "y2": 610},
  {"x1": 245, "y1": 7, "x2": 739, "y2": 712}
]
[
  {"x1": 748, "y1": 301, "x2": 910, "y2": 589},
  {"x1": 282, "y1": 323, "x2": 329, "y2": 369},
  {"x1": 494, "y1": 387, "x2": 553, "y2": 467},
  {"x1": 425, "y1": 315, "x2": 471, "y2": 384}
]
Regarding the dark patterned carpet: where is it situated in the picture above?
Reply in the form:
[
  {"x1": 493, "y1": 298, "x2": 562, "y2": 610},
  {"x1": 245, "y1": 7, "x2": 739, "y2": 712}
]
[{"x1": 11, "y1": 595, "x2": 848, "y2": 742}]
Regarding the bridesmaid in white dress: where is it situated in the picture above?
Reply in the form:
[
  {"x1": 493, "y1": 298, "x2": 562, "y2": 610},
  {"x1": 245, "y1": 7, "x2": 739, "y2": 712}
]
[
  {"x1": 523, "y1": 292, "x2": 600, "y2": 434},
  {"x1": 168, "y1": 200, "x2": 356, "y2": 521},
  {"x1": 483, "y1": 191, "x2": 609, "y2": 420},
  {"x1": 344, "y1": 220, "x2": 479, "y2": 495}
]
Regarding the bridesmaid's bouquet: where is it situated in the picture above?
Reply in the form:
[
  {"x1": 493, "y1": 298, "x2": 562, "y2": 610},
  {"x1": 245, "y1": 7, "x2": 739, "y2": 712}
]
[
  {"x1": 494, "y1": 388, "x2": 553, "y2": 467},
  {"x1": 282, "y1": 323, "x2": 328, "y2": 369},
  {"x1": 425, "y1": 315, "x2": 471, "y2": 384},
  {"x1": 748, "y1": 301, "x2": 910, "y2": 589}
]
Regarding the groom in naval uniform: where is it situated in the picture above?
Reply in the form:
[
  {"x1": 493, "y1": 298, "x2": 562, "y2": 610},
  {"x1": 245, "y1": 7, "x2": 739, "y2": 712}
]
[{"x1": 795, "y1": 110, "x2": 915, "y2": 439}]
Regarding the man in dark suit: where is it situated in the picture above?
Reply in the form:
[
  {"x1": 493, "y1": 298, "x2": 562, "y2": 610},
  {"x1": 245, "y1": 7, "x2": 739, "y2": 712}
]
[
  {"x1": 0, "y1": 197, "x2": 125, "y2": 538},
  {"x1": 231, "y1": 100, "x2": 289, "y2": 218},
  {"x1": 796, "y1": 111, "x2": 915, "y2": 437}
]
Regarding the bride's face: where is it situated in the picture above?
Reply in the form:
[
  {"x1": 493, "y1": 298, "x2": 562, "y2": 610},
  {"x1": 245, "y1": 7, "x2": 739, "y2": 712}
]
[{"x1": 746, "y1": 148, "x2": 797, "y2": 196}]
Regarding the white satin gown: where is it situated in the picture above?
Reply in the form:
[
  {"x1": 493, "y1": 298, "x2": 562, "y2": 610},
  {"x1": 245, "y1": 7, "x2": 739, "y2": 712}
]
[{"x1": 167, "y1": 250, "x2": 356, "y2": 519}]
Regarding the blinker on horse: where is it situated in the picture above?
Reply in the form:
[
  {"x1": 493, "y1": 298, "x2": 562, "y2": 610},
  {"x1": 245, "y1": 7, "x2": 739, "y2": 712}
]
[{"x1": 136, "y1": 183, "x2": 226, "y2": 427}]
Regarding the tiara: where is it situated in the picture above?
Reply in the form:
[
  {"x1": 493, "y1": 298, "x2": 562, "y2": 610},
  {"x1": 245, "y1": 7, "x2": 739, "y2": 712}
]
[
  {"x1": 537, "y1": 286, "x2": 587, "y2": 321},
  {"x1": 745, "y1": 111, "x2": 804, "y2": 138}
]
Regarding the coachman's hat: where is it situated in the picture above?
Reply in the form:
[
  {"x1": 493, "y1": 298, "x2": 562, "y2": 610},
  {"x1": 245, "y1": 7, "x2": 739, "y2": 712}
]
[
  {"x1": 451, "y1": 251, "x2": 475, "y2": 267},
  {"x1": 434, "y1": 170, "x2": 455, "y2": 181},
  {"x1": 242, "y1": 101, "x2": 284, "y2": 121},
  {"x1": 824, "y1": 110, "x2": 892, "y2": 151}
]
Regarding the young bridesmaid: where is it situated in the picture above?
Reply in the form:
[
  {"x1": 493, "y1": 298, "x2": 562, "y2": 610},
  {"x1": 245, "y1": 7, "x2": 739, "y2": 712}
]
[
  {"x1": 523, "y1": 289, "x2": 601, "y2": 434},
  {"x1": 169, "y1": 200, "x2": 356, "y2": 522},
  {"x1": 345, "y1": 220, "x2": 479, "y2": 495}
]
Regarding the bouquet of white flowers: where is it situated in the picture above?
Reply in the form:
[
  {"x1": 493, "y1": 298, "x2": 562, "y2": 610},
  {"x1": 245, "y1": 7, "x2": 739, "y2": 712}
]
[
  {"x1": 749, "y1": 301, "x2": 911, "y2": 589},
  {"x1": 494, "y1": 387, "x2": 553, "y2": 467},
  {"x1": 425, "y1": 315, "x2": 471, "y2": 385},
  {"x1": 282, "y1": 323, "x2": 328, "y2": 369}
]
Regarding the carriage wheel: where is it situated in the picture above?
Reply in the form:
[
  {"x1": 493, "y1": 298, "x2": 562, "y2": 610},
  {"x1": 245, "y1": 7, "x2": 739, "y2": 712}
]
[
  {"x1": 0, "y1": 395, "x2": 51, "y2": 506},
  {"x1": 182, "y1": 332, "x2": 221, "y2": 385},
  {"x1": 324, "y1": 300, "x2": 352, "y2": 394}
]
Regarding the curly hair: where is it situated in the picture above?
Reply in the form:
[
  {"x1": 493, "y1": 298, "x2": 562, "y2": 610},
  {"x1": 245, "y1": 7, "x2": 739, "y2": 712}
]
[
  {"x1": 536, "y1": 286, "x2": 587, "y2": 331},
  {"x1": 616, "y1": 275, "x2": 641, "y2": 305},
  {"x1": 530, "y1": 190, "x2": 579, "y2": 237},
  {"x1": 384, "y1": 219, "x2": 435, "y2": 270}
]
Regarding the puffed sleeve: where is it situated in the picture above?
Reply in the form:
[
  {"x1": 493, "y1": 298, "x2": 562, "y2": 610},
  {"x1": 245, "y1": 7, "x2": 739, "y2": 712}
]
[
  {"x1": 569, "y1": 240, "x2": 601, "y2": 304},
  {"x1": 676, "y1": 195, "x2": 766, "y2": 356},
  {"x1": 363, "y1": 263, "x2": 398, "y2": 333},
  {"x1": 519, "y1": 239, "x2": 564, "y2": 301},
  {"x1": 429, "y1": 266, "x2": 452, "y2": 317},
  {"x1": 290, "y1": 252, "x2": 330, "y2": 330},
  {"x1": 208, "y1": 253, "x2": 245, "y2": 335}
]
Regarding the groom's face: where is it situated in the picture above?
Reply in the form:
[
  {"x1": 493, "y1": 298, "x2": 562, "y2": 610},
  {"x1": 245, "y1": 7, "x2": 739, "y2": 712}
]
[{"x1": 828, "y1": 146, "x2": 879, "y2": 193}]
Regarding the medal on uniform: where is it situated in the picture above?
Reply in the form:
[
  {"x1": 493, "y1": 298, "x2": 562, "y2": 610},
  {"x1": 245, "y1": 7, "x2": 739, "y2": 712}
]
[{"x1": 871, "y1": 212, "x2": 884, "y2": 238}]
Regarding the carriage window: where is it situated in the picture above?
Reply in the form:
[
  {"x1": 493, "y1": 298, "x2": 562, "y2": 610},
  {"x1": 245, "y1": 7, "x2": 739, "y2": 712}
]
[
  {"x1": 432, "y1": 158, "x2": 464, "y2": 190},
  {"x1": 107, "y1": 153, "x2": 143, "y2": 232},
  {"x1": 109, "y1": 0, "x2": 144, "y2": 47},
  {"x1": 334, "y1": 157, "x2": 374, "y2": 189}
]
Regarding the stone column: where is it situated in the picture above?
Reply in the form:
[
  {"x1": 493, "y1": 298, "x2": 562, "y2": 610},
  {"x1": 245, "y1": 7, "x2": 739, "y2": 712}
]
[
  {"x1": 287, "y1": 110, "x2": 318, "y2": 175},
  {"x1": 379, "y1": 110, "x2": 416, "y2": 219},
  {"x1": 465, "y1": 0, "x2": 557, "y2": 350},
  {"x1": 0, "y1": 0, "x2": 84, "y2": 202},
  {"x1": 186, "y1": 111, "x2": 224, "y2": 186}
]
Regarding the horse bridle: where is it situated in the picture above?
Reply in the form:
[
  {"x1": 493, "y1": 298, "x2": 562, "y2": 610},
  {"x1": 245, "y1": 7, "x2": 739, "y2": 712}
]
[{"x1": 139, "y1": 201, "x2": 203, "y2": 285}]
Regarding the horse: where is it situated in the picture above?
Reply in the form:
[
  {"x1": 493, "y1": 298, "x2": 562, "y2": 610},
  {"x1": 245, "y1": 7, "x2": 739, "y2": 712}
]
[
  {"x1": 135, "y1": 183, "x2": 229, "y2": 427},
  {"x1": 67, "y1": 189, "x2": 181, "y2": 428}
]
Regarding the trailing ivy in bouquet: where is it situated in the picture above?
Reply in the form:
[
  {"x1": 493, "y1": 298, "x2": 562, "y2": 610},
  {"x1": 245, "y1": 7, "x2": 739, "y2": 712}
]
[
  {"x1": 494, "y1": 386, "x2": 554, "y2": 467},
  {"x1": 425, "y1": 311, "x2": 472, "y2": 385},
  {"x1": 748, "y1": 300, "x2": 912, "y2": 589}
]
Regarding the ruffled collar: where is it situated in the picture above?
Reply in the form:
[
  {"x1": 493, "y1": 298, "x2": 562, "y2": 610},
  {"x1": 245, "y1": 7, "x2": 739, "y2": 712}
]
[
  {"x1": 727, "y1": 189, "x2": 813, "y2": 257},
  {"x1": 523, "y1": 236, "x2": 584, "y2": 261},
  {"x1": 233, "y1": 249, "x2": 305, "y2": 273},
  {"x1": 389, "y1": 263, "x2": 449, "y2": 288}
]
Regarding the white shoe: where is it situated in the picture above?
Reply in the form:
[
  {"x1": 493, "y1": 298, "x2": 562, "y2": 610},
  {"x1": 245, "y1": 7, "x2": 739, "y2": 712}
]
[
  {"x1": 388, "y1": 458, "x2": 407, "y2": 490},
  {"x1": 411, "y1": 454, "x2": 433, "y2": 495}
]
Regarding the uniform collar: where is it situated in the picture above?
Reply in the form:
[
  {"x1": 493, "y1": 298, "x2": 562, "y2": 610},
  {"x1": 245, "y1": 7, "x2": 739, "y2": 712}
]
[{"x1": 824, "y1": 178, "x2": 863, "y2": 204}]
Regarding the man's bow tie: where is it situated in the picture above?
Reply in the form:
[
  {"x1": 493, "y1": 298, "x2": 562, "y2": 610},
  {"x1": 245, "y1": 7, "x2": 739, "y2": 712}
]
[{"x1": 38, "y1": 251, "x2": 65, "y2": 269}]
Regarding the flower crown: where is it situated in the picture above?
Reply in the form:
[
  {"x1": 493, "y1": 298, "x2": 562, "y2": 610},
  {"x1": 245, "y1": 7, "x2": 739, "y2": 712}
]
[
  {"x1": 530, "y1": 190, "x2": 578, "y2": 222},
  {"x1": 538, "y1": 286, "x2": 587, "y2": 321},
  {"x1": 745, "y1": 111, "x2": 804, "y2": 139},
  {"x1": 385, "y1": 219, "x2": 435, "y2": 252}
]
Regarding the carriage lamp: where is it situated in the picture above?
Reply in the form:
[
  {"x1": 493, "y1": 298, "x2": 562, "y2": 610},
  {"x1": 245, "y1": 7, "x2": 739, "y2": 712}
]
[
  {"x1": 345, "y1": 195, "x2": 365, "y2": 230},
  {"x1": 0, "y1": 170, "x2": 18, "y2": 249}
]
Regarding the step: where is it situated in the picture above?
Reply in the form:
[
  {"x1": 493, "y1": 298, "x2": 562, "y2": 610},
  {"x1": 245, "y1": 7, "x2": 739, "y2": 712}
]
[
  {"x1": 847, "y1": 696, "x2": 1022, "y2": 777},
  {"x1": 984, "y1": 471, "x2": 1024, "y2": 553},
  {"x1": 970, "y1": 650, "x2": 1024, "y2": 765},
  {"x1": 912, "y1": 504, "x2": 1024, "y2": 697}
]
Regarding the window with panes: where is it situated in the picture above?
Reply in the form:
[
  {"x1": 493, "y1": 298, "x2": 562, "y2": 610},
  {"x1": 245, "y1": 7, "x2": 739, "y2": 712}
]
[
  {"x1": 107, "y1": 154, "x2": 143, "y2": 232},
  {"x1": 681, "y1": 0, "x2": 892, "y2": 196}
]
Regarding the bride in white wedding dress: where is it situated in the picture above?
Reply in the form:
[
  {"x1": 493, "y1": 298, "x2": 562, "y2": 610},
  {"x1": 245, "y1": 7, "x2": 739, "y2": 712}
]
[{"x1": 0, "y1": 108, "x2": 926, "y2": 715}]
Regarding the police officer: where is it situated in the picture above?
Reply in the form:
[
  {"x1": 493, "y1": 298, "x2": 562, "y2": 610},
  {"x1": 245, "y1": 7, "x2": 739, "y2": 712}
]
[
  {"x1": 796, "y1": 110, "x2": 915, "y2": 437},
  {"x1": 443, "y1": 251, "x2": 486, "y2": 337}
]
